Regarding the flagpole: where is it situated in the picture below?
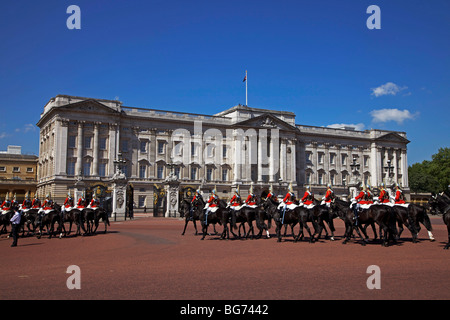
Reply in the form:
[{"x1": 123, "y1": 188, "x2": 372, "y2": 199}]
[{"x1": 245, "y1": 70, "x2": 248, "y2": 106}]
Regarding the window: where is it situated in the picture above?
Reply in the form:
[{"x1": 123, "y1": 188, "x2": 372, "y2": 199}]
[
  {"x1": 99, "y1": 137, "x2": 107, "y2": 150},
  {"x1": 330, "y1": 153, "x2": 335, "y2": 165},
  {"x1": 191, "y1": 167, "x2": 197, "y2": 180},
  {"x1": 0, "y1": 166, "x2": 5, "y2": 172},
  {"x1": 99, "y1": 163, "x2": 106, "y2": 177},
  {"x1": 27, "y1": 167, "x2": 33, "y2": 173},
  {"x1": 306, "y1": 172, "x2": 312, "y2": 184},
  {"x1": 206, "y1": 167, "x2": 213, "y2": 181},
  {"x1": 158, "y1": 141, "x2": 165, "y2": 154},
  {"x1": 68, "y1": 136, "x2": 76, "y2": 148},
  {"x1": 139, "y1": 164, "x2": 146, "y2": 178},
  {"x1": 83, "y1": 162, "x2": 91, "y2": 176},
  {"x1": 67, "y1": 161, "x2": 75, "y2": 175},
  {"x1": 222, "y1": 168, "x2": 228, "y2": 181},
  {"x1": 174, "y1": 167, "x2": 180, "y2": 179},
  {"x1": 223, "y1": 145, "x2": 227, "y2": 158},
  {"x1": 157, "y1": 165, "x2": 164, "y2": 179},
  {"x1": 364, "y1": 156, "x2": 369, "y2": 167},
  {"x1": 341, "y1": 154, "x2": 347, "y2": 166},
  {"x1": 138, "y1": 195, "x2": 146, "y2": 208},
  {"x1": 318, "y1": 172, "x2": 324, "y2": 185},
  {"x1": 191, "y1": 143, "x2": 196, "y2": 157},
  {"x1": 122, "y1": 140, "x2": 128, "y2": 152},
  {"x1": 13, "y1": 167, "x2": 20, "y2": 173},
  {"x1": 84, "y1": 136, "x2": 92, "y2": 149},
  {"x1": 318, "y1": 153, "x2": 324, "y2": 164},
  {"x1": 330, "y1": 173, "x2": 336, "y2": 185},
  {"x1": 305, "y1": 152, "x2": 311, "y2": 163},
  {"x1": 140, "y1": 140, "x2": 147, "y2": 153}
]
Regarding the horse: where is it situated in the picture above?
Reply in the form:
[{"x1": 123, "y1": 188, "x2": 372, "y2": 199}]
[
  {"x1": 330, "y1": 198, "x2": 397, "y2": 246},
  {"x1": 388, "y1": 204, "x2": 419, "y2": 243},
  {"x1": 229, "y1": 202, "x2": 265, "y2": 240},
  {"x1": 0, "y1": 209, "x2": 15, "y2": 236},
  {"x1": 36, "y1": 204, "x2": 62, "y2": 239},
  {"x1": 180, "y1": 198, "x2": 201, "y2": 235},
  {"x1": 429, "y1": 193, "x2": 450, "y2": 249},
  {"x1": 92, "y1": 198, "x2": 111, "y2": 234},
  {"x1": 309, "y1": 198, "x2": 337, "y2": 241},
  {"x1": 199, "y1": 199, "x2": 234, "y2": 240},
  {"x1": 20, "y1": 207, "x2": 41, "y2": 237},
  {"x1": 263, "y1": 197, "x2": 317, "y2": 243}
]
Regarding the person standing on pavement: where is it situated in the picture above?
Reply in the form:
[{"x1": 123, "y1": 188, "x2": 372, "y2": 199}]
[{"x1": 10, "y1": 207, "x2": 21, "y2": 247}]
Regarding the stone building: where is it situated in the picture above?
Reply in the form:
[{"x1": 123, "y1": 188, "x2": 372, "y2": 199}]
[
  {"x1": 0, "y1": 145, "x2": 38, "y2": 202},
  {"x1": 36, "y1": 94, "x2": 410, "y2": 214}
]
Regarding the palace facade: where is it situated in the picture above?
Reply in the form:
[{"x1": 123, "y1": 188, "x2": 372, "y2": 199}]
[{"x1": 36, "y1": 95, "x2": 410, "y2": 213}]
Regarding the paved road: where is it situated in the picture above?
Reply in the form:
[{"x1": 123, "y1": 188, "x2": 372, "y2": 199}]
[{"x1": 0, "y1": 216, "x2": 449, "y2": 301}]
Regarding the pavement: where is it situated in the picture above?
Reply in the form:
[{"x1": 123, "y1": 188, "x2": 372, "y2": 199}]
[{"x1": 0, "y1": 215, "x2": 449, "y2": 301}]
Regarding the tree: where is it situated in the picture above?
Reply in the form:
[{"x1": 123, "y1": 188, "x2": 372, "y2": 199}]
[{"x1": 409, "y1": 147, "x2": 450, "y2": 193}]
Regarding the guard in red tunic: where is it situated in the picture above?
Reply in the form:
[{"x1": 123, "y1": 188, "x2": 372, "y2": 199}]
[
  {"x1": 378, "y1": 183, "x2": 390, "y2": 204},
  {"x1": 204, "y1": 188, "x2": 219, "y2": 223},
  {"x1": 191, "y1": 189, "x2": 203, "y2": 204},
  {"x1": 63, "y1": 191, "x2": 74, "y2": 210},
  {"x1": 245, "y1": 185, "x2": 257, "y2": 207},
  {"x1": 89, "y1": 194, "x2": 100, "y2": 209},
  {"x1": 77, "y1": 193, "x2": 87, "y2": 209},
  {"x1": 322, "y1": 184, "x2": 334, "y2": 206},
  {"x1": 300, "y1": 186, "x2": 313, "y2": 206},
  {"x1": 31, "y1": 195, "x2": 41, "y2": 209},
  {"x1": 229, "y1": 187, "x2": 242, "y2": 208},
  {"x1": 22, "y1": 192, "x2": 32, "y2": 210},
  {"x1": 266, "y1": 184, "x2": 278, "y2": 202},
  {"x1": 394, "y1": 184, "x2": 406, "y2": 204},
  {"x1": 1, "y1": 193, "x2": 12, "y2": 213},
  {"x1": 42, "y1": 194, "x2": 54, "y2": 211},
  {"x1": 354, "y1": 185, "x2": 370, "y2": 205}
]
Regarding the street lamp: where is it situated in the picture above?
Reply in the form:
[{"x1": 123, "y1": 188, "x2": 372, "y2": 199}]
[{"x1": 384, "y1": 159, "x2": 394, "y2": 185}]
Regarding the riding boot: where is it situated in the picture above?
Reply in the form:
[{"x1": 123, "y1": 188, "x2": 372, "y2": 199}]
[{"x1": 282, "y1": 206, "x2": 286, "y2": 225}]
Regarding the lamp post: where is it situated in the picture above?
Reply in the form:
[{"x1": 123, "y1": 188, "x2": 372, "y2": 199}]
[{"x1": 384, "y1": 159, "x2": 394, "y2": 185}]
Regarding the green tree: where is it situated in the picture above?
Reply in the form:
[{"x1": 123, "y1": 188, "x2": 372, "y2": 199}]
[{"x1": 409, "y1": 147, "x2": 450, "y2": 193}]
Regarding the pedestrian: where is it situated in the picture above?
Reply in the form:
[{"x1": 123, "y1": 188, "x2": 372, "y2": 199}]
[{"x1": 10, "y1": 207, "x2": 21, "y2": 247}]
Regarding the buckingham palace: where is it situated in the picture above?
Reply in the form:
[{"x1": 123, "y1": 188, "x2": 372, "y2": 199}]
[{"x1": 36, "y1": 94, "x2": 410, "y2": 215}]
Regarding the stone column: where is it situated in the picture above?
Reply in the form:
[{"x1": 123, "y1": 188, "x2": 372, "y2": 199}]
[
  {"x1": 75, "y1": 121, "x2": 84, "y2": 176},
  {"x1": 92, "y1": 122, "x2": 100, "y2": 176},
  {"x1": 279, "y1": 138, "x2": 286, "y2": 182},
  {"x1": 290, "y1": 139, "x2": 296, "y2": 183},
  {"x1": 401, "y1": 148, "x2": 408, "y2": 187}
]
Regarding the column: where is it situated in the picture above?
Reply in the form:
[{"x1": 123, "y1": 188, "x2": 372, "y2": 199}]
[
  {"x1": 393, "y1": 148, "x2": 398, "y2": 184},
  {"x1": 401, "y1": 148, "x2": 408, "y2": 187},
  {"x1": 290, "y1": 139, "x2": 296, "y2": 183},
  {"x1": 370, "y1": 142, "x2": 378, "y2": 187},
  {"x1": 108, "y1": 123, "x2": 117, "y2": 177},
  {"x1": 75, "y1": 121, "x2": 84, "y2": 176},
  {"x1": 257, "y1": 136, "x2": 263, "y2": 182},
  {"x1": 233, "y1": 133, "x2": 241, "y2": 182},
  {"x1": 92, "y1": 122, "x2": 100, "y2": 176},
  {"x1": 280, "y1": 138, "x2": 286, "y2": 182}
]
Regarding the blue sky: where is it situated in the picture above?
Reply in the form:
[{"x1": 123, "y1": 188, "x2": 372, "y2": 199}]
[{"x1": 0, "y1": 0, "x2": 449, "y2": 165}]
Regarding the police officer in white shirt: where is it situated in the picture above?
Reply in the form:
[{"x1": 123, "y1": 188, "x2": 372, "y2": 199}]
[{"x1": 10, "y1": 208, "x2": 21, "y2": 247}]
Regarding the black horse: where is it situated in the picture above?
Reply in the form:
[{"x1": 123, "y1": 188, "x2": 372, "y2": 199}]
[
  {"x1": 331, "y1": 198, "x2": 397, "y2": 246},
  {"x1": 36, "y1": 205, "x2": 62, "y2": 239},
  {"x1": 199, "y1": 199, "x2": 234, "y2": 240},
  {"x1": 263, "y1": 197, "x2": 317, "y2": 243},
  {"x1": 429, "y1": 193, "x2": 450, "y2": 249}
]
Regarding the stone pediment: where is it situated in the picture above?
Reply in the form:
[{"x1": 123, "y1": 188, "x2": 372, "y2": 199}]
[
  {"x1": 375, "y1": 132, "x2": 410, "y2": 144},
  {"x1": 234, "y1": 113, "x2": 297, "y2": 131},
  {"x1": 59, "y1": 99, "x2": 121, "y2": 115}
]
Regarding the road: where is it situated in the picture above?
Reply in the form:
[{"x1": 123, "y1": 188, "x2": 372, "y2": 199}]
[{"x1": 0, "y1": 215, "x2": 449, "y2": 301}]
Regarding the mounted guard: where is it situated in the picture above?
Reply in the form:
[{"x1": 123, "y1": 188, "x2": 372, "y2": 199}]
[
  {"x1": 21, "y1": 192, "x2": 32, "y2": 212},
  {"x1": 77, "y1": 192, "x2": 87, "y2": 209},
  {"x1": 394, "y1": 184, "x2": 407, "y2": 205},
  {"x1": 300, "y1": 185, "x2": 314, "y2": 208},
  {"x1": 1, "y1": 193, "x2": 12, "y2": 214},
  {"x1": 245, "y1": 184, "x2": 258, "y2": 208},
  {"x1": 31, "y1": 194, "x2": 41, "y2": 209},
  {"x1": 88, "y1": 194, "x2": 100, "y2": 210},
  {"x1": 378, "y1": 183, "x2": 390, "y2": 204},
  {"x1": 228, "y1": 187, "x2": 242, "y2": 211},
  {"x1": 321, "y1": 184, "x2": 335, "y2": 207}
]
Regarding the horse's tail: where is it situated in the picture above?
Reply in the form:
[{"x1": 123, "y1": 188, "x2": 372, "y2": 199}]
[{"x1": 420, "y1": 206, "x2": 433, "y2": 232}]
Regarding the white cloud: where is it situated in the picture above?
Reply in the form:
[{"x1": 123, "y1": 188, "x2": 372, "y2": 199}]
[
  {"x1": 0, "y1": 132, "x2": 7, "y2": 139},
  {"x1": 370, "y1": 108, "x2": 419, "y2": 125},
  {"x1": 327, "y1": 123, "x2": 365, "y2": 131},
  {"x1": 371, "y1": 82, "x2": 408, "y2": 97},
  {"x1": 15, "y1": 124, "x2": 37, "y2": 133}
]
